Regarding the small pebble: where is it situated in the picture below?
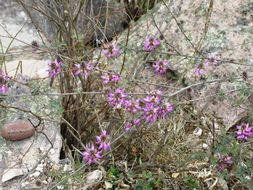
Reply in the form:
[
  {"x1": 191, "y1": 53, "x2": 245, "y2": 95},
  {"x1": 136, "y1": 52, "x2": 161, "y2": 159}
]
[
  {"x1": 57, "y1": 185, "x2": 64, "y2": 190},
  {"x1": 63, "y1": 164, "x2": 72, "y2": 172},
  {"x1": 52, "y1": 164, "x2": 60, "y2": 171},
  {"x1": 36, "y1": 164, "x2": 44, "y2": 172},
  {"x1": 50, "y1": 148, "x2": 55, "y2": 154},
  {"x1": 193, "y1": 127, "x2": 203, "y2": 136},
  {"x1": 202, "y1": 143, "x2": 209, "y2": 149},
  {"x1": 21, "y1": 182, "x2": 29, "y2": 188},
  {"x1": 30, "y1": 171, "x2": 40, "y2": 178},
  {"x1": 19, "y1": 11, "x2": 26, "y2": 18}
]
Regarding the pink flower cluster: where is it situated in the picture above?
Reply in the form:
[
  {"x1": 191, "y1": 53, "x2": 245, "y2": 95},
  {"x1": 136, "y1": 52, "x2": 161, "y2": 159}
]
[
  {"x1": 193, "y1": 60, "x2": 209, "y2": 79},
  {"x1": 82, "y1": 143, "x2": 102, "y2": 165},
  {"x1": 124, "y1": 119, "x2": 141, "y2": 131},
  {"x1": 193, "y1": 54, "x2": 218, "y2": 79},
  {"x1": 235, "y1": 122, "x2": 253, "y2": 140},
  {"x1": 107, "y1": 88, "x2": 173, "y2": 131},
  {"x1": 216, "y1": 155, "x2": 233, "y2": 172},
  {"x1": 107, "y1": 88, "x2": 128, "y2": 108},
  {"x1": 96, "y1": 130, "x2": 111, "y2": 151},
  {"x1": 102, "y1": 43, "x2": 120, "y2": 58},
  {"x1": 47, "y1": 59, "x2": 95, "y2": 80},
  {"x1": 47, "y1": 60, "x2": 61, "y2": 78},
  {"x1": 0, "y1": 70, "x2": 10, "y2": 94},
  {"x1": 143, "y1": 36, "x2": 160, "y2": 52},
  {"x1": 82, "y1": 130, "x2": 110, "y2": 165},
  {"x1": 72, "y1": 61, "x2": 93, "y2": 79},
  {"x1": 101, "y1": 72, "x2": 120, "y2": 85},
  {"x1": 152, "y1": 60, "x2": 169, "y2": 75}
]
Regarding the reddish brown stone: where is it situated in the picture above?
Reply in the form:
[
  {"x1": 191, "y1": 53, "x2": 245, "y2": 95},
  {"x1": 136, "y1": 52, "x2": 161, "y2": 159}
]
[{"x1": 0, "y1": 120, "x2": 35, "y2": 141}]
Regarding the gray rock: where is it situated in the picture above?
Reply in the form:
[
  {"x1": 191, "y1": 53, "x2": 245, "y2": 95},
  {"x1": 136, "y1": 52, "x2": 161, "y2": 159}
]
[
  {"x1": 0, "y1": 75, "x2": 62, "y2": 188},
  {"x1": 2, "y1": 169, "x2": 24, "y2": 183},
  {"x1": 82, "y1": 170, "x2": 103, "y2": 190},
  {"x1": 0, "y1": 1, "x2": 41, "y2": 52},
  {"x1": 20, "y1": 0, "x2": 128, "y2": 44},
  {"x1": 5, "y1": 59, "x2": 48, "y2": 78}
]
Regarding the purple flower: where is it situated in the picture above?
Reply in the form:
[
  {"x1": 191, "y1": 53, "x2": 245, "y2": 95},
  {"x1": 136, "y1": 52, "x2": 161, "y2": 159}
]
[
  {"x1": 152, "y1": 60, "x2": 169, "y2": 75},
  {"x1": 206, "y1": 54, "x2": 218, "y2": 66},
  {"x1": 72, "y1": 64, "x2": 81, "y2": 76},
  {"x1": 111, "y1": 74, "x2": 120, "y2": 82},
  {"x1": 143, "y1": 36, "x2": 160, "y2": 52},
  {"x1": 124, "y1": 119, "x2": 141, "y2": 131},
  {"x1": 235, "y1": 123, "x2": 253, "y2": 140},
  {"x1": 101, "y1": 73, "x2": 120, "y2": 84},
  {"x1": 73, "y1": 61, "x2": 93, "y2": 79},
  {"x1": 102, "y1": 43, "x2": 120, "y2": 58},
  {"x1": 82, "y1": 143, "x2": 102, "y2": 165},
  {"x1": 216, "y1": 155, "x2": 233, "y2": 172},
  {"x1": 124, "y1": 122, "x2": 133, "y2": 131},
  {"x1": 193, "y1": 60, "x2": 209, "y2": 79},
  {"x1": 158, "y1": 102, "x2": 173, "y2": 119},
  {"x1": 47, "y1": 60, "x2": 61, "y2": 78},
  {"x1": 124, "y1": 98, "x2": 141, "y2": 113},
  {"x1": 107, "y1": 88, "x2": 128, "y2": 108},
  {"x1": 96, "y1": 130, "x2": 110, "y2": 151},
  {"x1": 143, "y1": 90, "x2": 162, "y2": 105},
  {"x1": 0, "y1": 70, "x2": 10, "y2": 94},
  {"x1": 142, "y1": 104, "x2": 160, "y2": 123},
  {"x1": 136, "y1": 99, "x2": 147, "y2": 110}
]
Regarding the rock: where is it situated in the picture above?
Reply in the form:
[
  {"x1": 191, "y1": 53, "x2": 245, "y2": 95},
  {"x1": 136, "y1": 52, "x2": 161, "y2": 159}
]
[
  {"x1": 2, "y1": 169, "x2": 24, "y2": 183},
  {"x1": 193, "y1": 127, "x2": 203, "y2": 137},
  {"x1": 5, "y1": 59, "x2": 49, "y2": 78},
  {"x1": 1, "y1": 119, "x2": 35, "y2": 141},
  {"x1": 35, "y1": 163, "x2": 44, "y2": 172},
  {"x1": 20, "y1": 0, "x2": 128, "y2": 44},
  {"x1": 82, "y1": 170, "x2": 103, "y2": 190},
  {"x1": 57, "y1": 185, "x2": 65, "y2": 190},
  {"x1": 21, "y1": 181, "x2": 29, "y2": 188},
  {"x1": 0, "y1": 75, "x2": 62, "y2": 188},
  {"x1": 63, "y1": 164, "x2": 72, "y2": 172},
  {"x1": 0, "y1": 1, "x2": 41, "y2": 52},
  {"x1": 202, "y1": 143, "x2": 209, "y2": 149},
  {"x1": 217, "y1": 177, "x2": 229, "y2": 190},
  {"x1": 171, "y1": 173, "x2": 180, "y2": 178},
  {"x1": 105, "y1": 181, "x2": 113, "y2": 189},
  {"x1": 29, "y1": 171, "x2": 40, "y2": 178}
]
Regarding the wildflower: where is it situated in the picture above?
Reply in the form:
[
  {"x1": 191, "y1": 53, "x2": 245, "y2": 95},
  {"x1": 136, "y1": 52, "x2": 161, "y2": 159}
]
[
  {"x1": 0, "y1": 70, "x2": 10, "y2": 94},
  {"x1": 82, "y1": 143, "x2": 102, "y2": 165},
  {"x1": 107, "y1": 88, "x2": 128, "y2": 108},
  {"x1": 158, "y1": 102, "x2": 173, "y2": 119},
  {"x1": 102, "y1": 43, "x2": 120, "y2": 58},
  {"x1": 235, "y1": 122, "x2": 253, "y2": 140},
  {"x1": 124, "y1": 98, "x2": 141, "y2": 113},
  {"x1": 136, "y1": 99, "x2": 147, "y2": 110},
  {"x1": 152, "y1": 60, "x2": 169, "y2": 75},
  {"x1": 124, "y1": 119, "x2": 141, "y2": 131},
  {"x1": 142, "y1": 104, "x2": 160, "y2": 123},
  {"x1": 73, "y1": 61, "x2": 93, "y2": 79},
  {"x1": 216, "y1": 155, "x2": 233, "y2": 172},
  {"x1": 206, "y1": 54, "x2": 218, "y2": 66},
  {"x1": 143, "y1": 90, "x2": 162, "y2": 105},
  {"x1": 193, "y1": 60, "x2": 209, "y2": 79},
  {"x1": 47, "y1": 60, "x2": 61, "y2": 78},
  {"x1": 143, "y1": 36, "x2": 160, "y2": 52},
  {"x1": 101, "y1": 72, "x2": 120, "y2": 84},
  {"x1": 124, "y1": 122, "x2": 132, "y2": 131},
  {"x1": 72, "y1": 64, "x2": 81, "y2": 76},
  {"x1": 96, "y1": 130, "x2": 110, "y2": 151}
]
